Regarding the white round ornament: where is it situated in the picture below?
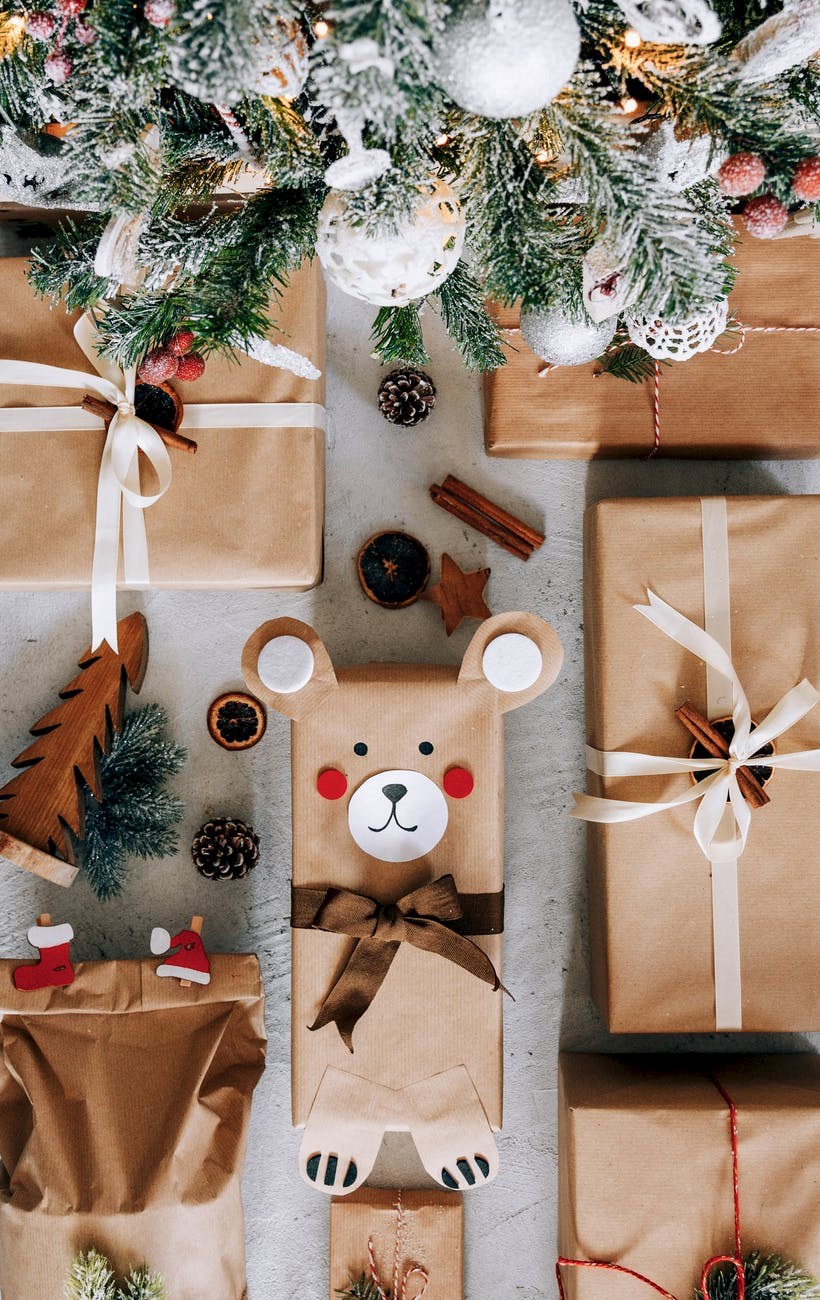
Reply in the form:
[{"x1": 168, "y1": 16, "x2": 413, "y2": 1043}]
[
  {"x1": 613, "y1": 0, "x2": 722, "y2": 45},
  {"x1": 732, "y1": 1, "x2": 820, "y2": 83},
  {"x1": 324, "y1": 111, "x2": 391, "y2": 191},
  {"x1": 257, "y1": 635, "x2": 315, "y2": 694},
  {"x1": 0, "y1": 128, "x2": 70, "y2": 207},
  {"x1": 316, "y1": 182, "x2": 465, "y2": 307},
  {"x1": 521, "y1": 306, "x2": 616, "y2": 367},
  {"x1": 482, "y1": 633, "x2": 543, "y2": 693},
  {"x1": 626, "y1": 297, "x2": 729, "y2": 360},
  {"x1": 432, "y1": 0, "x2": 580, "y2": 120}
]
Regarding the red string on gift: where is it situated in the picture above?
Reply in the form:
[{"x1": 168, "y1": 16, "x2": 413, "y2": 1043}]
[
  {"x1": 367, "y1": 1190, "x2": 429, "y2": 1300},
  {"x1": 556, "y1": 1076, "x2": 745, "y2": 1300}
]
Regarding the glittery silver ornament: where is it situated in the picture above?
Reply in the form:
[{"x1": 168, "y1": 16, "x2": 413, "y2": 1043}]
[
  {"x1": 732, "y1": 0, "x2": 820, "y2": 83},
  {"x1": 520, "y1": 307, "x2": 616, "y2": 367},
  {"x1": 317, "y1": 181, "x2": 465, "y2": 307},
  {"x1": 0, "y1": 128, "x2": 70, "y2": 207},
  {"x1": 613, "y1": 0, "x2": 722, "y2": 44},
  {"x1": 432, "y1": 0, "x2": 580, "y2": 120},
  {"x1": 641, "y1": 118, "x2": 725, "y2": 192}
]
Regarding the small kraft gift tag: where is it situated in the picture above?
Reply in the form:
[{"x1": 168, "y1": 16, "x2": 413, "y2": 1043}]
[{"x1": 330, "y1": 1188, "x2": 463, "y2": 1300}]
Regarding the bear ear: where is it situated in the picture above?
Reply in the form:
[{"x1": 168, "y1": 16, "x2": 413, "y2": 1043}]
[
  {"x1": 458, "y1": 612, "x2": 563, "y2": 712},
  {"x1": 242, "y1": 618, "x2": 337, "y2": 720}
]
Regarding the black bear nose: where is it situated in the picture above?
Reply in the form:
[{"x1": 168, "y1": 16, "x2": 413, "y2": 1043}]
[{"x1": 382, "y1": 783, "x2": 408, "y2": 804}]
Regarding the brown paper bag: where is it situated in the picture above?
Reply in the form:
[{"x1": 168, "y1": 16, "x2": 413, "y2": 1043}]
[
  {"x1": 0, "y1": 954, "x2": 266, "y2": 1300},
  {"x1": 484, "y1": 221, "x2": 820, "y2": 459},
  {"x1": 0, "y1": 257, "x2": 325, "y2": 590},
  {"x1": 558, "y1": 1053, "x2": 820, "y2": 1300},
  {"x1": 329, "y1": 1189, "x2": 463, "y2": 1300},
  {"x1": 241, "y1": 612, "x2": 563, "y2": 1195},
  {"x1": 582, "y1": 495, "x2": 820, "y2": 1032}
]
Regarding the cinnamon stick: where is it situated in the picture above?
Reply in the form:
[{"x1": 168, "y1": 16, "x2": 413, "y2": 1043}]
[
  {"x1": 430, "y1": 484, "x2": 533, "y2": 560},
  {"x1": 675, "y1": 702, "x2": 770, "y2": 810},
  {"x1": 442, "y1": 476, "x2": 545, "y2": 551},
  {"x1": 81, "y1": 395, "x2": 198, "y2": 455}
]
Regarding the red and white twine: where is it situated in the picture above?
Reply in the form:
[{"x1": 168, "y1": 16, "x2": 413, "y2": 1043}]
[
  {"x1": 367, "y1": 1191, "x2": 429, "y2": 1300},
  {"x1": 556, "y1": 1076, "x2": 746, "y2": 1300}
]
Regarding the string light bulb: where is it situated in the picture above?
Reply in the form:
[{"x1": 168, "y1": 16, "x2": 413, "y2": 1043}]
[
  {"x1": 620, "y1": 96, "x2": 638, "y2": 114},
  {"x1": 435, "y1": 132, "x2": 450, "y2": 147},
  {"x1": 535, "y1": 148, "x2": 550, "y2": 165},
  {"x1": 314, "y1": 18, "x2": 330, "y2": 37},
  {"x1": 624, "y1": 27, "x2": 641, "y2": 48}
]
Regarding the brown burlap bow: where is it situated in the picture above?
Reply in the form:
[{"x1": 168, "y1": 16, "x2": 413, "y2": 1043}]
[{"x1": 291, "y1": 874, "x2": 504, "y2": 1051}]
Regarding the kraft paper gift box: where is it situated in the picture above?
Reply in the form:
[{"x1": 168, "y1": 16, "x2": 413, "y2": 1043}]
[
  {"x1": 0, "y1": 256, "x2": 325, "y2": 590},
  {"x1": 0, "y1": 951, "x2": 266, "y2": 1300},
  {"x1": 329, "y1": 1189, "x2": 463, "y2": 1299},
  {"x1": 558, "y1": 1052, "x2": 820, "y2": 1300},
  {"x1": 577, "y1": 495, "x2": 820, "y2": 1033},
  {"x1": 484, "y1": 222, "x2": 820, "y2": 458},
  {"x1": 240, "y1": 612, "x2": 562, "y2": 1195}
]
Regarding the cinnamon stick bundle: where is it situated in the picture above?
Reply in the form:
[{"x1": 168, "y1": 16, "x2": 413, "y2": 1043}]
[
  {"x1": 675, "y1": 702, "x2": 770, "y2": 809},
  {"x1": 82, "y1": 395, "x2": 198, "y2": 455},
  {"x1": 429, "y1": 475, "x2": 544, "y2": 560}
]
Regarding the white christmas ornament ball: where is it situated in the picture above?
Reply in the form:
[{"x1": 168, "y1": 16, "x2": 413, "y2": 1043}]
[
  {"x1": 432, "y1": 0, "x2": 580, "y2": 120},
  {"x1": 520, "y1": 307, "x2": 616, "y2": 367},
  {"x1": 316, "y1": 183, "x2": 465, "y2": 308}
]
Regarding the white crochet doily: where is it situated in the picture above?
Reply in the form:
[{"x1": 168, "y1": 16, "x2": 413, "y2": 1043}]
[{"x1": 626, "y1": 297, "x2": 729, "y2": 360}]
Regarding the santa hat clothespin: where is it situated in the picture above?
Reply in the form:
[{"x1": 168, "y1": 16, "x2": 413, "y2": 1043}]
[
  {"x1": 13, "y1": 913, "x2": 75, "y2": 991},
  {"x1": 150, "y1": 915, "x2": 211, "y2": 987}
]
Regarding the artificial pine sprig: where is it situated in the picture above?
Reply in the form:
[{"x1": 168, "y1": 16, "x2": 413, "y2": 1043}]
[
  {"x1": 338, "y1": 1276, "x2": 381, "y2": 1300},
  {"x1": 696, "y1": 1253, "x2": 820, "y2": 1300},
  {"x1": 78, "y1": 703, "x2": 185, "y2": 900},
  {"x1": 66, "y1": 1249, "x2": 167, "y2": 1300}
]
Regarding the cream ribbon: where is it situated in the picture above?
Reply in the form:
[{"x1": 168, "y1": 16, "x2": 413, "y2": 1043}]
[
  {"x1": 573, "y1": 501, "x2": 820, "y2": 1029},
  {"x1": 0, "y1": 320, "x2": 327, "y2": 654},
  {"x1": 0, "y1": 315, "x2": 171, "y2": 653}
]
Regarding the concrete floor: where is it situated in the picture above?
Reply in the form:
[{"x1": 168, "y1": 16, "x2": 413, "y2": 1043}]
[{"x1": 0, "y1": 277, "x2": 817, "y2": 1298}]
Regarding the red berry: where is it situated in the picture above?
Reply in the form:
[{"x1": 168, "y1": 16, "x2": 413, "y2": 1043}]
[
  {"x1": 44, "y1": 52, "x2": 74, "y2": 83},
  {"x1": 717, "y1": 152, "x2": 766, "y2": 198},
  {"x1": 742, "y1": 194, "x2": 789, "y2": 239},
  {"x1": 56, "y1": 0, "x2": 87, "y2": 13},
  {"x1": 74, "y1": 19, "x2": 96, "y2": 43},
  {"x1": 27, "y1": 10, "x2": 57, "y2": 39},
  {"x1": 138, "y1": 347, "x2": 179, "y2": 383},
  {"x1": 168, "y1": 328, "x2": 195, "y2": 356},
  {"x1": 144, "y1": 0, "x2": 176, "y2": 27},
  {"x1": 175, "y1": 353, "x2": 205, "y2": 381},
  {"x1": 793, "y1": 156, "x2": 820, "y2": 202}
]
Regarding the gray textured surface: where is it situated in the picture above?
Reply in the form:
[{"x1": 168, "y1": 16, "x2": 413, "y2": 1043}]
[{"x1": 0, "y1": 280, "x2": 817, "y2": 1298}]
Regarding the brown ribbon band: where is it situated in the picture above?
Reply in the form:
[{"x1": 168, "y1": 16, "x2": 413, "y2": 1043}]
[{"x1": 291, "y1": 875, "x2": 505, "y2": 1051}]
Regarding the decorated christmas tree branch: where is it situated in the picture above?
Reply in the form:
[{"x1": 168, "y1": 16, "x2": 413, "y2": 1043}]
[{"x1": 66, "y1": 1248, "x2": 166, "y2": 1300}]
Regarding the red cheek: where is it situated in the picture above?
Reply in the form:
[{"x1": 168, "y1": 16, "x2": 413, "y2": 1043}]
[
  {"x1": 443, "y1": 767, "x2": 474, "y2": 799},
  {"x1": 317, "y1": 768, "x2": 348, "y2": 800}
]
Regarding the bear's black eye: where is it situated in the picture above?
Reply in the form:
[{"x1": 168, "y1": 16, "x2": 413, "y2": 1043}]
[
  {"x1": 353, "y1": 742, "x2": 368, "y2": 756},
  {"x1": 419, "y1": 741, "x2": 434, "y2": 755}
]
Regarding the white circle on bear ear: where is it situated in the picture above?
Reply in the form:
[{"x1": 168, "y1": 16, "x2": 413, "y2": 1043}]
[
  {"x1": 257, "y1": 635, "x2": 315, "y2": 694},
  {"x1": 482, "y1": 632, "x2": 543, "y2": 693}
]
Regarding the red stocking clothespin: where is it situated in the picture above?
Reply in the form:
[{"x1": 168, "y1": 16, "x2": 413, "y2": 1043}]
[{"x1": 13, "y1": 913, "x2": 75, "y2": 990}]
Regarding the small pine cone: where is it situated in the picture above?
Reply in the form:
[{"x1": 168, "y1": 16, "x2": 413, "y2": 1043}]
[
  {"x1": 377, "y1": 368, "x2": 436, "y2": 427},
  {"x1": 742, "y1": 193, "x2": 789, "y2": 239},
  {"x1": 793, "y1": 156, "x2": 820, "y2": 202},
  {"x1": 717, "y1": 152, "x2": 765, "y2": 198},
  {"x1": 192, "y1": 817, "x2": 260, "y2": 881}
]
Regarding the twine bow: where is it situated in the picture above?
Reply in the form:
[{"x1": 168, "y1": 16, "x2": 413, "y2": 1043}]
[
  {"x1": 292, "y1": 875, "x2": 504, "y2": 1050},
  {"x1": 557, "y1": 1078, "x2": 745, "y2": 1300},
  {"x1": 367, "y1": 1191, "x2": 429, "y2": 1300},
  {"x1": 0, "y1": 315, "x2": 171, "y2": 652},
  {"x1": 572, "y1": 590, "x2": 820, "y2": 861}
]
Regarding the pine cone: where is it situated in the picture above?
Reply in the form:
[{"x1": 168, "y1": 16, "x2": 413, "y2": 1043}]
[
  {"x1": 192, "y1": 817, "x2": 259, "y2": 881},
  {"x1": 377, "y1": 368, "x2": 436, "y2": 427}
]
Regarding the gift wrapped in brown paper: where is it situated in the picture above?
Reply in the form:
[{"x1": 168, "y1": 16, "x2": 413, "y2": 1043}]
[
  {"x1": 558, "y1": 1052, "x2": 820, "y2": 1300},
  {"x1": 0, "y1": 256, "x2": 325, "y2": 597},
  {"x1": 574, "y1": 495, "x2": 820, "y2": 1033},
  {"x1": 0, "y1": 951, "x2": 266, "y2": 1300},
  {"x1": 241, "y1": 612, "x2": 563, "y2": 1196},
  {"x1": 484, "y1": 225, "x2": 820, "y2": 459},
  {"x1": 329, "y1": 1188, "x2": 463, "y2": 1299}
]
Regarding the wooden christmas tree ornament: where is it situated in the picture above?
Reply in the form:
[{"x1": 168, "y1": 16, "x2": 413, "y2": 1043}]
[{"x1": 0, "y1": 612, "x2": 149, "y2": 887}]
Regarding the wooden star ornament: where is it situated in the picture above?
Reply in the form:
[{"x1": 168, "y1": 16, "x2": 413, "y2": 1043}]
[{"x1": 424, "y1": 553, "x2": 492, "y2": 636}]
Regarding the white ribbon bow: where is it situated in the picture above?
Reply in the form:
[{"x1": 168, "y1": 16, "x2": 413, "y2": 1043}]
[
  {"x1": 573, "y1": 589, "x2": 820, "y2": 858},
  {"x1": 0, "y1": 315, "x2": 171, "y2": 652}
]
